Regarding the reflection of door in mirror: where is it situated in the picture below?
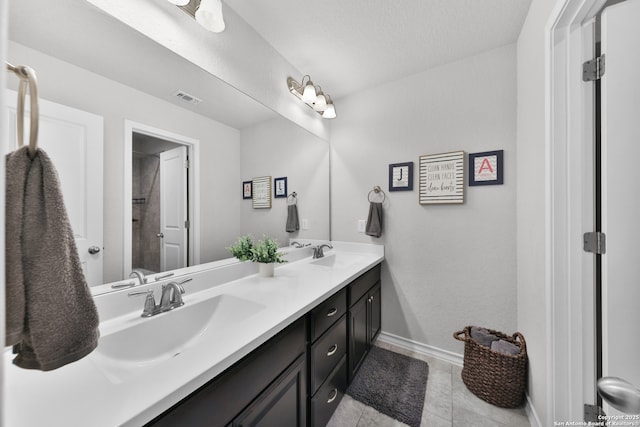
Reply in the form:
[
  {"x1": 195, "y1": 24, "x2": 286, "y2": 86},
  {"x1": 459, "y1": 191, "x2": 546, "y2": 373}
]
[
  {"x1": 4, "y1": 91, "x2": 104, "y2": 285},
  {"x1": 132, "y1": 142, "x2": 188, "y2": 274},
  {"x1": 125, "y1": 121, "x2": 199, "y2": 279}
]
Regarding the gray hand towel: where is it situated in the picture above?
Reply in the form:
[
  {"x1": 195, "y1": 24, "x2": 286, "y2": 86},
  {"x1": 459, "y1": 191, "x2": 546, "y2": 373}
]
[
  {"x1": 286, "y1": 203, "x2": 299, "y2": 233},
  {"x1": 6, "y1": 147, "x2": 100, "y2": 371},
  {"x1": 491, "y1": 339, "x2": 521, "y2": 356},
  {"x1": 365, "y1": 202, "x2": 383, "y2": 238},
  {"x1": 470, "y1": 326, "x2": 499, "y2": 348}
]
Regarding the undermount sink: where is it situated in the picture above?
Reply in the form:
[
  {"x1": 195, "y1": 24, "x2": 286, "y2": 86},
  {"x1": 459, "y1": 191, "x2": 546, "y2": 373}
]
[
  {"x1": 92, "y1": 293, "x2": 265, "y2": 383},
  {"x1": 310, "y1": 253, "x2": 363, "y2": 269}
]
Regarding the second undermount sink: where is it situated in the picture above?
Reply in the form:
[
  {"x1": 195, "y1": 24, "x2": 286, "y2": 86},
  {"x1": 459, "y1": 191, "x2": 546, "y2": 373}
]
[
  {"x1": 310, "y1": 252, "x2": 363, "y2": 269},
  {"x1": 92, "y1": 293, "x2": 265, "y2": 383}
]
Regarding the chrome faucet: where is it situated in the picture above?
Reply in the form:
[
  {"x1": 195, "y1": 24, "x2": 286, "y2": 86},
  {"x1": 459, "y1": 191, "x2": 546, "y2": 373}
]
[
  {"x1": 313, "y1": 243, "x2": 333, "y2": 259},
  {"x1": 129, "y1": 269, "x2": 148, "y2": 285},
  {"x1": 291, "y1": 241, "x2": 311, "y2": 248},
  {"x1": 128, "y1": 277, "x2": 192, "y2": 317},
  {"x1": 159, "y1": 281, "x2": 186, "y2": 311}
]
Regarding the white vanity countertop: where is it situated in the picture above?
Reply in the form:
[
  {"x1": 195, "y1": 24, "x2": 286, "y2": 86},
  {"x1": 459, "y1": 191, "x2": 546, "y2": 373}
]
[{"x1": 4, "y1": 241, "x2": 384, "y2": 427}]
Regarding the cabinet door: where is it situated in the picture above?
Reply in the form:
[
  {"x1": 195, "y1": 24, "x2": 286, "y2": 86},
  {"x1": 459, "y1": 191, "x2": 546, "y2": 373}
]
[
  {"x1": 349, "y1": 295, "x2": 368, "y2": 380},
  {"x1": 233, "y1": 355, "x2": 307, "y2": 427},
  {"x1": 368, "y1": 283, "x2": 381, "y2": 344}
]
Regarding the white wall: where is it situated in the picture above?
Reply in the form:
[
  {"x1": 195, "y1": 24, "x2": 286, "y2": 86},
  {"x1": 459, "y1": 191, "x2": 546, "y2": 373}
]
[
  {"x1": 516, "y1": 0, "x2": 558, "y2": 424},
  {"x1": 7, "y1": 42, "x2": 243, "y2": 283},
  {"x1": 331, "y1": 44, "x2": 517, "y2": 354},
  {"x1": 240, "y1": 117, "x2": 330, "y2": 246}
]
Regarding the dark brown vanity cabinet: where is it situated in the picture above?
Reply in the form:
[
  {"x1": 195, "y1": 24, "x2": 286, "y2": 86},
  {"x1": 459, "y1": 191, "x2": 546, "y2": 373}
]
[
  {"x1": 348, "y1": 264, "x2": 382, "y2": 381},
  {"x1": 146, "y1": 318, "x2": 307, "y2": 427},
  {"x1": 308, "y1": 288, "x2": 348, "y2": 426},
  {"x1": 145, "y1": 262, "x2": 382, "y2": 427}
]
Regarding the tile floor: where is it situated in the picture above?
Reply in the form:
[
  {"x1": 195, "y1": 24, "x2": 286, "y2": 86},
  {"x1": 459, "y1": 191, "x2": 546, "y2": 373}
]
[{"x1": 327, "y1": 341, "x2": 530, "y2": 427}]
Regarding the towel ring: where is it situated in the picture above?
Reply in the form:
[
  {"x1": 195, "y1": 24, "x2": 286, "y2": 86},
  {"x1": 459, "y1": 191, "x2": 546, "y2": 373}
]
[
  {"x1": 367, "y1": 186, "x2": 386, "y2": 203},
  {"x1": 6, "y1": 62, "x2": 39, "y2": 158},
  {"x1": 287, "y1": 192, "x2": 297, "y2": 203}
]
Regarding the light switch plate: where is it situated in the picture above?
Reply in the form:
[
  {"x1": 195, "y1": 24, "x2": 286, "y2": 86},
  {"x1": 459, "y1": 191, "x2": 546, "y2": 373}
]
[
  {"x1": 301, "y1": 219, "x2": 309, "y2": 230},
  {"x1": 357, "y1": 219, "x2": 366, "y2": 233}
]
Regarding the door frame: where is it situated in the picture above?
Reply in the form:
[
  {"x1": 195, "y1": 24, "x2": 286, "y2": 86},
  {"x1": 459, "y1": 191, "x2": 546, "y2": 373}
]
[
  {"x1": 123, "y1": 120, "x2": 200, "y2": 277},
  {"x1": 547, "y1": 0, "x2": 607, "y2": 424}
]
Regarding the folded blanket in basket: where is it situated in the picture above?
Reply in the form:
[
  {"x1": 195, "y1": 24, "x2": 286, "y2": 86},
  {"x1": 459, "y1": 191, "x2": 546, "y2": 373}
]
[
  {"x1": 491, "y1": 339, "x2": 521, "y2": 356},
  {"x1": 470, "y1": 327, "x2": 499, "y2": 348}
]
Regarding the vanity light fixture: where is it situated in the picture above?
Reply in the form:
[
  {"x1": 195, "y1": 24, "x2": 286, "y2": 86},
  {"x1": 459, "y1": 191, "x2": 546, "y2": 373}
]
[
  {"x1": 287, "y1": 76, "x2": 337, "y2": 119},
  {"x1": 172, "y1": 0, "x2": 226, "y2": 33}
]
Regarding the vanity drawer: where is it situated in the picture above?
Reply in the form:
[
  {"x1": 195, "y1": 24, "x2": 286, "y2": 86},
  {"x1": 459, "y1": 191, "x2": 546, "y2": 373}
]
[
  {"x1": 348, "y1": 263, "x2": 381, "y2": 307},
  {"x1": 311, "y1": 288, "x2": 346, "y2": 342},
  {"x1": 311, "y1": 355, "x2": 347, "y2": 427},
  {"x1": 310, "y1": 314, "x2": 347, "y2": 395}
]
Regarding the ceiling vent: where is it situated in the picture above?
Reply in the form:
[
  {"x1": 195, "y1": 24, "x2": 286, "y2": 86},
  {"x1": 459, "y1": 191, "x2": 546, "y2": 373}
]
[{"x1": 173, "y1": 90, "x2": 203, "y2": 105}]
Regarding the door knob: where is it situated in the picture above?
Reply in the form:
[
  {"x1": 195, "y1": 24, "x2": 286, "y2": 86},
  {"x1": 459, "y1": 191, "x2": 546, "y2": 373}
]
[
  {"x1": 157, "y1": 233, "x2": 164, "y2": 238},
  {"x1": 88, "y1": 246, "x2": 101, "y2": 254},
  {"x1": 598, "y1": 377, "x2": 640, "y2": 414}
]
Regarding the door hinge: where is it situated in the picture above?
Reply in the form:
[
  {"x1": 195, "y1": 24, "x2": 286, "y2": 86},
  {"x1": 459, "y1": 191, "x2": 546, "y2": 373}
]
[
  {"x1": 185, "y1": 220, "x2": 190, "y2": 229},
  {"x1": 184, "y1": 159, "x2": 190, "y2": 169},
  {"x1": 584, "y1": 231, "x2": 606, "y2": 254},
  {"x1": 582, "y1": 54, "x2": 605, "y2": 82}
]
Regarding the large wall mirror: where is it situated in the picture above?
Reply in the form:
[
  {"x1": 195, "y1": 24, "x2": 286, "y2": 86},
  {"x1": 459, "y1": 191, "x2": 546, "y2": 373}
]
[{"x1": 6, "y1": 0, "x2": 330, "y2": 293}]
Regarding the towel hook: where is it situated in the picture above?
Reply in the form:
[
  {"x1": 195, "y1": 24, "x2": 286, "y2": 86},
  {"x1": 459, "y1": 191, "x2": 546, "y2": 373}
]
[
  {"x1": 367, "y1": 186, "x2": 386, "y2": 203},
  {"x1": 6, "y1": 62, "x2": 39, "y2": 158}
]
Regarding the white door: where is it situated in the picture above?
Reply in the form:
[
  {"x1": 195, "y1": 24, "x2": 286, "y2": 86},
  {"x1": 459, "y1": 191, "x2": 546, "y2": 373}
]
[
  {"x1": 5, "y1": 91, "x2": 104, "y2": 285},
  {"x1": 159, "y1": 146, "x2": 188, "y2": 271},
  {"x1": 600, "y1": 0, "x2": 640, "y2": 416}
]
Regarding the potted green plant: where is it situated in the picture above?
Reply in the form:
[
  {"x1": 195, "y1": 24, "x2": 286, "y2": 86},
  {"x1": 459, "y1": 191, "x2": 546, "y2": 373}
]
[
  {"x1": 227, "y1": 234, "x2": 286, "y2": 277},
  {"x1": 227, "y1": 234, "x2": 255, "y2": 261}
]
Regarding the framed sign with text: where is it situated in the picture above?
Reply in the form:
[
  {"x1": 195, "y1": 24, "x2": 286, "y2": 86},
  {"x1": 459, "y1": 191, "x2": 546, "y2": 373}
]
[
  {"x1": 389, "y1": 162, "x2": 413, "y2": 192},
  {"x1": 419, "y1": 151, "x2": 465, "y2": 204},
  {"x1": 252, "y1": 176, "x2": 272, "y2": 209}
]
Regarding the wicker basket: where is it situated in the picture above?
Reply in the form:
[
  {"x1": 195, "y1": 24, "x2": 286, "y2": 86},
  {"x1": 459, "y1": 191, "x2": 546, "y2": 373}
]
[{"x1": 453, "y1": 326, "x2": 528, "y2": 408}]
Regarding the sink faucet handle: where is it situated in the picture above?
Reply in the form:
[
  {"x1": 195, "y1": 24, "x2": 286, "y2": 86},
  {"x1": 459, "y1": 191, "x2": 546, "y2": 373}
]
[{"x1": 128, "y1": 289, "x2": 158, "y2": 317}]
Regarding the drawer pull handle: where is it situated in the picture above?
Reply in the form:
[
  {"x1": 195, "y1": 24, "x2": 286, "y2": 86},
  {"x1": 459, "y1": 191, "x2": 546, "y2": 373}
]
[
  {"x1": 327, "y1": 307, "x2": 338, "y2": 317},
  {"x1": 327, "y1": 344, "x2": 338, "y2": 356},
  {"x1": 327, "y1": 388, "x2": 338, "y2": 404}
]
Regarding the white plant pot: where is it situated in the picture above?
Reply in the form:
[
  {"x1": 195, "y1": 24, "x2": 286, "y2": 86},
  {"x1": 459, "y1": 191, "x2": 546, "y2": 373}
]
[{"x1": 258, "y1": 262, "x2": 274, "y2": 277}]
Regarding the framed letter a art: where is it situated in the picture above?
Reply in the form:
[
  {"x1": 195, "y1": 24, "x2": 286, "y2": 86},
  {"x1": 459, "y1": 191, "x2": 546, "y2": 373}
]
[{"x1": 469, "y1": 150, "x2": 504, "y2": 186}]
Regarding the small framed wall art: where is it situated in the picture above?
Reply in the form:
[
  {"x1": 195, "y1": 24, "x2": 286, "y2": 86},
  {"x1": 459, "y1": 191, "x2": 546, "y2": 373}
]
[
  {"x1": 419, "y1": 151, "x2": 465, "y2": 204},
  {"x1": 243, "y1": 180, "x2": 252, "y2": 199},
  {"x1": 252, "y1": 176, "x2": 272, "y2": 209},
  {"x1": 388, "y1": 162, "x2": 413, "y2": 192},
  {"x1": 274, "y1": 177, "x2": 287, "y2": 198},
  {"x1": 469, "y1": 150, "x2": 504, "y2": 186}
]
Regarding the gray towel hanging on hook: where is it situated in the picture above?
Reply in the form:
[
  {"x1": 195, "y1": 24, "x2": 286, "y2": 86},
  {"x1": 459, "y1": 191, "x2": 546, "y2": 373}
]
[{"x1": 286, "y1": 192, "x2": 299, "y2": 233}]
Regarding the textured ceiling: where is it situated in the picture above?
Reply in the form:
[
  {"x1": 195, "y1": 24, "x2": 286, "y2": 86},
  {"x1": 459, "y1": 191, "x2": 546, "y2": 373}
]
[{"x1": 225, "y1": 0, "x2": 532, "y2": 100}]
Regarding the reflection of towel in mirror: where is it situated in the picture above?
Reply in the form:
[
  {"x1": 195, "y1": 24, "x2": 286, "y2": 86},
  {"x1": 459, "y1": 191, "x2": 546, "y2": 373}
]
[
  {"x1": 286, "y1": 204, "x2": 299, "y2": 233},
  {"x1": 5, "y1": 147, "x2": 100, "y2": 371},
  {"x1": 491, "y1": 339, "x2": 521, "y2": 356},
  {"x1": 365, "y1": 202, "x2": 383, "y2": 237}
]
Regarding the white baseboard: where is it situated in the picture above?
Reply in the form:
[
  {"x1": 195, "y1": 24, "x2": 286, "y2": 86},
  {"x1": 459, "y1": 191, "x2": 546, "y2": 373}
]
[
  {"x1": 378, "y1": 331, "x2": 542, "y2": 427},
  {"x1": 524, "y1": 394, "x2": 542, "y2": 427},
  {"x1": 376, "y1": 331, "x2": 464, "y2": 366}
]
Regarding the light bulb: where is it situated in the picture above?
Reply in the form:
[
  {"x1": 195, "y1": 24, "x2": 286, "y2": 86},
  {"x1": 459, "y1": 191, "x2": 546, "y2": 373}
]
[
  {"x1": 314, "y1": 93, "x2": 327, "y2": 111},
  {"x1": 323, "y1": 103, "x2": 336, "y2": 119},
  {"x1": 168, "y1": 0, "x2": 190, "y2": 5},
  {"x1": 302, "y1": 81, "x2": 317, "y2": 103},
  {"x1": 196, "y1": 0, "x2": 226, "y2": 33}
]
